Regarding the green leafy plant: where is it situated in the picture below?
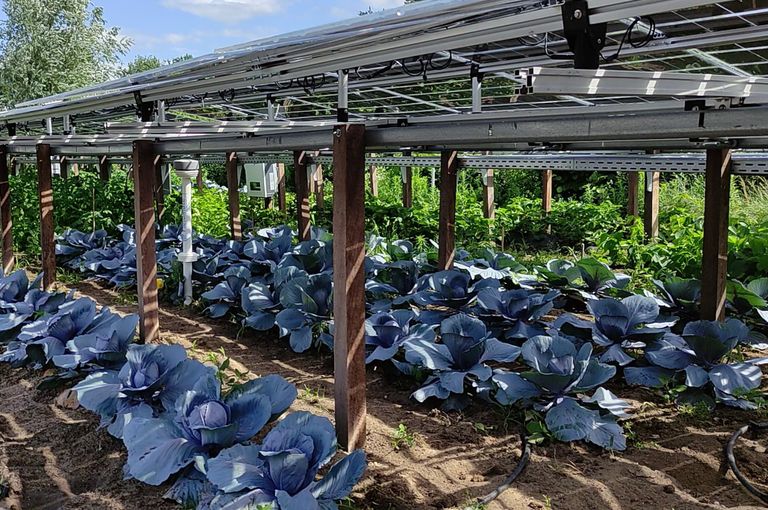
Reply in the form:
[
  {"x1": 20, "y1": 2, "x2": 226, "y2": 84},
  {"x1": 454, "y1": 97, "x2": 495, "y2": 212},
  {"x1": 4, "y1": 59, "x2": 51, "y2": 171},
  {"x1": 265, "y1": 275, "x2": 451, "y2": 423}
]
[{"x1": 391, "y1": 423, "x2": 416, "y2": 450}]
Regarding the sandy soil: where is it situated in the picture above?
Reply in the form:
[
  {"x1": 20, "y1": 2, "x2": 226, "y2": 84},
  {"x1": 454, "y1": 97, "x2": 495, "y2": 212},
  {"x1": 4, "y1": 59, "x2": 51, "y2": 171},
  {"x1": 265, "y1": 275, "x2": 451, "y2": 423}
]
[{"x1": 1, "y1": 278, "x2": 767, "y2": 510}]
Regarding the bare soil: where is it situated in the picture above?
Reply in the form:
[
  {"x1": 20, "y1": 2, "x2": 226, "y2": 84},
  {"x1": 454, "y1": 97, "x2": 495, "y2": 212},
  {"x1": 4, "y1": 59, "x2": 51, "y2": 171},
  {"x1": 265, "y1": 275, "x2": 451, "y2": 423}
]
[{"x1": 1, "y1": 278, "x2": 767, "y2": 510}]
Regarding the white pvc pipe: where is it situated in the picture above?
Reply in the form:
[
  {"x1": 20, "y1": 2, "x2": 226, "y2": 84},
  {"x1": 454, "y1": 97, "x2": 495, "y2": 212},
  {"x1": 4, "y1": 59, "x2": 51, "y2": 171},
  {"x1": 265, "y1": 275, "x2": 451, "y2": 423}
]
[{"x1": 173, "y1": 160, "x2": 200, "y2": 306}]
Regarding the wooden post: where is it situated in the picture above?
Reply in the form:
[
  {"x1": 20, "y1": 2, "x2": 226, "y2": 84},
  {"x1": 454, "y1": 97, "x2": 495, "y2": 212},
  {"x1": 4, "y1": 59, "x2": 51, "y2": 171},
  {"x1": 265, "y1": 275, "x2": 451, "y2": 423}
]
[
  {"x1": 643, "y1": 171, "x2": 660, "y2": 239},
  {"x1": 226, "y1": 152, "x2": 242, "y2": 240},
  {"x1": 277, "y1": 163, "x2": 287, "y2": 212},
  {"x1": 132, "y1": 141, "x2": 160, "y2": 344},
  {"x1": 294, "y1": 151, "x2": 311, "y2": 242},
  {"x1": 369, "y1": 163, "x2": 378, "y2": 196},
  {"x1": 482, "y1": 168, "x2": 495, "y2": 220},
  {"x1": 315, "y1": 164, "x2": 325, "y2": 210},
  {"x1": 542, "y1": 170, "x2": 553, "y2": 214},
  {"x1": 627, "y1": 172, "x2": 639, "y2": 217},
  {"x1": 402, "y1": 151, "x2": 413, "y2": 209},
  {"x1": 438, "y1": 150, "x2": 459, "y2": 270},
  {"x1": 60, "y1": 157, "x2": 69, "y2": 180},
  {"x1": 196, "y1": 170, "x2": 204, "y2": 191},
  {"x1": 99, "y1": 156, "x2": 111, "y2": 181},
  {"x1": 0, "y1": 147, "x2": 14, "y2": 274},
  {"x1": 36, "y1": 145, "x2": 56, "y2": 290},
  {"x1": 9, "y1": 157, "x2": 17, "y2": 177},
  {"x1": 701, "y1": 148, "x2": 732, "y2": 321},
  {"x1": 332, "y1": 123, "x2": 367, "y2": 451},
  {"x1": 153, "y1": 156, "x2": 165, "y2": 221}
]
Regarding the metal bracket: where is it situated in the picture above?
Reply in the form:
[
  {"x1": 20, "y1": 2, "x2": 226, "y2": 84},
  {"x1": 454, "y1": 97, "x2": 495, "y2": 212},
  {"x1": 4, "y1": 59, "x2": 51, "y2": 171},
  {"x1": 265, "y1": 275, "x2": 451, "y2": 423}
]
[
  {"x1": 481, "y1": 168, "x2": 490, "y2": 186},
  {"x1": 470, "y1": 63, "x2": 485, "y2": 83},
  {"x1": 5, "y1": 123, "x2": 16, "y2": 137},
  {"x1": 561, "y1": 0, "x2": 607, "y2": 69},
  {"x1": 133, "y1": 92, "x2": 155, "y2": 122}
]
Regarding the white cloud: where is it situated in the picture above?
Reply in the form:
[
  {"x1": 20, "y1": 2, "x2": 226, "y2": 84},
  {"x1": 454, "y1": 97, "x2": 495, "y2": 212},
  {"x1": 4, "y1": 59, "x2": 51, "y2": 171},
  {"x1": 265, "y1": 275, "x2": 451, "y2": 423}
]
[{"x1": 162, "y1": 0, "x2": 281, "y2": 22}]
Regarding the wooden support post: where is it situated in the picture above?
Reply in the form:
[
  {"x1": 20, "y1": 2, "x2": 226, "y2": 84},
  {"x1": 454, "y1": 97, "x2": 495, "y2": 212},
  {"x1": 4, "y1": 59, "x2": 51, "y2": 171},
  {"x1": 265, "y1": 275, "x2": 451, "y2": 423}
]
[
  {"x1": 0, "y1": 147, "x2": 14, "y2": 274},
  {"x1": 482, "y1": 168, "x2": 495, "y2": 220},
  {"x1": 315, "y1": 164, "x2": 325, "y2": 210},
  {"x1": 402, "y1": 151, "x2": 413, "y2": 209},
  {"x1": 36, "y1": 145, "x2": 56, "y2": 290},
  {"x1": 701, "y1": 148, "x2": 732, "y2": 321},
  {"x1": 132, "y1": 141, "x2": 160, "y2": 344},
  {"x1": 438, "y1": 150, "x2": 459, "y2": 270},
  {"x1": 9, "y1": 157, "x2": 17, "y2": 177},
  {"x1": 627, "y1": 172, "x2": 639, "y2": 217},
  {"x1": 153, "y1": 156, "x2": 165, "y2": 221},
  {"x1": 60, "y1": 157, "x2": 69, "y2": 180},
  {"x1": 294, "y1": 151, "x2": 311, "y2": 242},
  {"x1": 332, "y1": 123, "x2": 367, "y2": 451},
  {"x1": 369, "y1": 164, "x2": 378, "y2": 196},
  {"x1": 542, "y1": 170, "x2": 553, "y2": 214},
  {"x1": 226, "y1": 152, "x2": 242, "y2": 240},
  {"x1": 643, "y1": 171, "x2": 660, "y2": 239},
  {"x1": 99, "y1": 156, "x2": 111, "y2": 181},
  {"x1": 277, "y1": 163, "x2": 287, "y2": 212}
]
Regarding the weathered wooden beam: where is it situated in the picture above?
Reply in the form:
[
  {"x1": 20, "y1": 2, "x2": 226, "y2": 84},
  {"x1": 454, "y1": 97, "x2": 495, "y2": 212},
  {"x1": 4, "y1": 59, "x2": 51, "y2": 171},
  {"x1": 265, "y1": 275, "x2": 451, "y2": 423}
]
[
  {"x1": 643, "y1": 171, "x2": 660, "y2": 239},
  {"x1": 226, "y1": 152, "x2": 242, "y2": 240},
  {"x1": 132, "y1": 141, "x2": 160, "y2": 344},
  {"x1": 294, "y1": 151, "x2": 311, "y2": 242},
  {"x1": 9, "y1": 157, "x2": 17, "y2": 177},
  {"x1": 196, "y1": 169, "x2": 204, "y2": 191},
  {"x1": 369, "y1": 163, "x2": 378, "y2": 197},
  {"x1": 332, "y1": 123, "x2": 367, "y2": 452},
  {"x1": 438, "y1": 150, "x2": 459, "y2": 270},
  {"x1": 701, "y1": 148, "x2": 732, "y2": 321},
  {"x1": 314, "y1": 164, "x2": 325, "y2": 210},
  {"x1": 402, "y1": 151, "x2": 413, "y2": 209},
  {"x1": 98, "y1": 155, "x2": 111, "y2": 181},
  {"x1": 0, "y1": 147, "x2": 14, "y2": 275},
  {"x1": 542, "y1": 169, "x2": 553, "y2": 215},
  {"x1": 36, "y1": 144, "x2": 56, "y2": 290},
  {"x1": 60, "y1": 157, "x2": 69, "y2": 180},
  {"x1": 627, "y1": 172, "x2": 640, "y2": 217},
  {"x1": 277, "y1": 163, "x2": 287, "y2": 212},
  {"x1": 482, "y1": 168, "x2": 495, "y2": 220}
]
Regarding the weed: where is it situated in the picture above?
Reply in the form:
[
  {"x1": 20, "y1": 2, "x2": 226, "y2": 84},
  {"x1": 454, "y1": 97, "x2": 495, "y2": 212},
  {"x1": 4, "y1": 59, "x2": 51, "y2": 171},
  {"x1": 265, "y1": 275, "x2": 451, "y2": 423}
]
[
  {"x1": 543, "y1": 495, "x2": 553, "y2": 510},
  {"x1": 678, "y1": 402, "x2": 711, "y2": 421},
  {"x1": 391, "y1": 423, "x2": 416, "y2": 450},
  {"x1": 298, "y1": 385, "x2": 324, "y2": 404}
]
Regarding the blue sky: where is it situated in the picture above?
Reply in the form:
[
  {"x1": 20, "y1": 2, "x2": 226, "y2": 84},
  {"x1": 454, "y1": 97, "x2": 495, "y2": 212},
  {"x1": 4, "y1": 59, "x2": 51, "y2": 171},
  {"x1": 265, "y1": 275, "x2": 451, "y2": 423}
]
[{"x1": 97, "y1": 0, "x2": 406, "y2": 63}]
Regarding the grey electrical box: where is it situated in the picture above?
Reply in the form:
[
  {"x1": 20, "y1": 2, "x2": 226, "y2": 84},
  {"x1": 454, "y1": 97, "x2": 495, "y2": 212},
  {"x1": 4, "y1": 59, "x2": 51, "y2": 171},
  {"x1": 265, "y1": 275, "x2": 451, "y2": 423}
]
[{"x1": 244, "y1": 163, "x2": 278, "y2": 198}]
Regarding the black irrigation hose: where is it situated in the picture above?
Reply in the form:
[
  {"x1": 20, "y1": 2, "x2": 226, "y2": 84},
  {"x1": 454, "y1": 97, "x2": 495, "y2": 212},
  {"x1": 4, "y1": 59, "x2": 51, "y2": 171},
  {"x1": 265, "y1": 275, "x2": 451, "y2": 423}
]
[
  {"x1": 725, "y1": 421, "x2": 768, "y2": 505},
  {"x1": 463, "y1": 428, "x2": 531, "y2": 509}
]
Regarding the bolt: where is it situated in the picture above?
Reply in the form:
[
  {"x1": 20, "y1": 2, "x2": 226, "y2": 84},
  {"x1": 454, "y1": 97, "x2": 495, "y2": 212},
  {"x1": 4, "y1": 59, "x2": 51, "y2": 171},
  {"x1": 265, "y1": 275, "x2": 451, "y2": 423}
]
[{"x1": 573, "y1": 9, "x2": 583, "y2": 20}]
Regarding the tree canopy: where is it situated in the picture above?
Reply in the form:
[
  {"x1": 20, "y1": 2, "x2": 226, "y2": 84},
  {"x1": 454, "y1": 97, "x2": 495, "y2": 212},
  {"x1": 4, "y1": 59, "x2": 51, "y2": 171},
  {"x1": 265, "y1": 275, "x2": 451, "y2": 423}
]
[{"x1": 0, "y1": 0, "x2": 129, "y2": 107}]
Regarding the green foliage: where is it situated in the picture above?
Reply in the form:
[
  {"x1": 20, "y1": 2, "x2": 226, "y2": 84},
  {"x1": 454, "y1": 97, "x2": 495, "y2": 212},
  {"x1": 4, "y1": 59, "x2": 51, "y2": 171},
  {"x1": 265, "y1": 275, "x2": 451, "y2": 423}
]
[
  {"x1": 10, "y1": 167, "x2": 134, "y2": 255},
  {"x1": 390, "y1": 423, "x2": 416, "y2": 450},
  {"x1": 0, "y1": 0, "x2": 129, "y2": 106}
]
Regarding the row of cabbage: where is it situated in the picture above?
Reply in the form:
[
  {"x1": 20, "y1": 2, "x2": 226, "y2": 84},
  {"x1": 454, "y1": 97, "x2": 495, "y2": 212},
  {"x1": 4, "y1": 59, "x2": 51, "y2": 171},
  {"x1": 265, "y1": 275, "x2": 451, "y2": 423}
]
[
  {"x1": 55, "y1": 225, "x2": 768, "y2": 451},
  {"x1": 0, "y1": 269, "x2": 366, "y2": 509}
]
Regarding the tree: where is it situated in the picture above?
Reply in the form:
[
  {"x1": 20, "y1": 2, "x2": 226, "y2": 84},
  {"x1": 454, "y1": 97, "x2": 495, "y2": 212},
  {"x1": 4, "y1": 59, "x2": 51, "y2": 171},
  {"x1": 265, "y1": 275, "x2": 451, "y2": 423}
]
[
  {"x1": 0, "y1": 0, "x2": 129, "y2": 107},
  {"x1": 120, "y1": 53, "x2": 194, "y2": 77}
]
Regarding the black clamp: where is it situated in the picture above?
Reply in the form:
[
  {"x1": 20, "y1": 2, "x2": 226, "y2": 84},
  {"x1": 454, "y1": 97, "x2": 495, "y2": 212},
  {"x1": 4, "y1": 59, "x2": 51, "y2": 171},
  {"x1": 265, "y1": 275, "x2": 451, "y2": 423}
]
[
  {"x1": 470, "y1": 63, "x2": 485, "y2": 83},
  {"x1": 5, "y1": 124, "x2": 16, "y2": 137},
  {"x1": 562, "y1": 0, "x2": 607, "y2": 69},
  {"x1": 134, "y1": 92, "x2": 156, "y2": 122}
]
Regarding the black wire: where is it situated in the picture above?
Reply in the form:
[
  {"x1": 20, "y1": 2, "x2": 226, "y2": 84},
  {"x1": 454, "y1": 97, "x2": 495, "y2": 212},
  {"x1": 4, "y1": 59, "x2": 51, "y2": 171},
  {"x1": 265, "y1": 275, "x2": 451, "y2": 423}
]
[
  {"x1": 464, "y1": 427, "x2": 531, "y2": 509},
  {"x1": 603, "y1": 16, "x2": 657, "y2": 63},
  {"x1": 401, "y1": 56, "x2": 426, "y2": 77},
  {"x1": 725, "y1": 421, "x2": 768, "y2": 505}
]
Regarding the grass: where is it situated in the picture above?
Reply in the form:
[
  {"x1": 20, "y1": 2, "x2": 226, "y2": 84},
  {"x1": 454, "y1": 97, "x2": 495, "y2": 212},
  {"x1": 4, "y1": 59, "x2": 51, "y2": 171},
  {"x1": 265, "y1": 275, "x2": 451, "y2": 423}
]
[{"x1": 390, "y1": 423, "x2": 416, "y2": 451}]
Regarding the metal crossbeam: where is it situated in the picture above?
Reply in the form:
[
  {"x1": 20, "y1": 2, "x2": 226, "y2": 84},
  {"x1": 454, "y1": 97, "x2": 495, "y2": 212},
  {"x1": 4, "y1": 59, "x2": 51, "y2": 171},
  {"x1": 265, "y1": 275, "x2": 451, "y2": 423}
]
[{"x1": 516, "y1": 67, "x2": 768, "y2": 99}]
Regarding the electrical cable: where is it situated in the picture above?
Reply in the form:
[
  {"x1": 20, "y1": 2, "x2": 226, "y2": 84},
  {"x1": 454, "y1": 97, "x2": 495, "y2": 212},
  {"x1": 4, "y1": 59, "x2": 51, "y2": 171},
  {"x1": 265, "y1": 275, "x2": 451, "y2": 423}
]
[
  {"x1": 724, "y1": 421, "x2": 768, "y2": 505},
  {"x1": 462, "y1": 428, "x2": 531, "y2": 510},
  {"x1": 602, "y1": 16, "x2": 657, "y2": 63}
]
